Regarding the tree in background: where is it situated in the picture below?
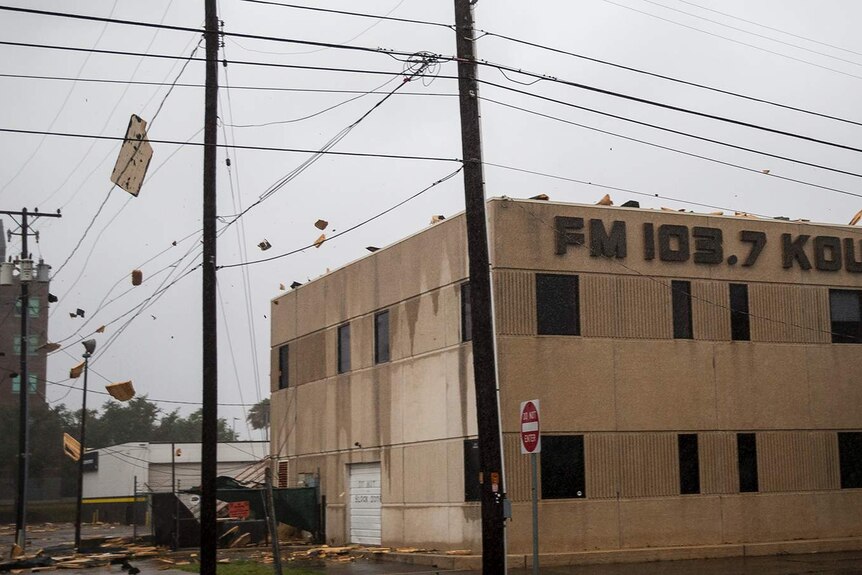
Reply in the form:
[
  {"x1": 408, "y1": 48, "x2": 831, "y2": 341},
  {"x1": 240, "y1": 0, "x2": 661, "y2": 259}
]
[
  {"x1": 77, "y1": 396, "x2": 238, "y2": 448},
  {"x1": 246, "y1": 398, "x2": 270, "y2": 432}
]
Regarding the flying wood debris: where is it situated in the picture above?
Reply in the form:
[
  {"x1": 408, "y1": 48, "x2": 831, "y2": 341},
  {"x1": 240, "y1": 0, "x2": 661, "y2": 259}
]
[
  {"x1": 313, "y1": 234, "x2": 326, "y2": 248},
  {"x1": 258, "y1": 240, "x2": 272, "y2": 251},
  {"x1": 131, "y1": 269, "x2": 143, "y2": 286},
  {"x1": 314, "y1": 219, "x2": 328, "y2": 230},
  {"x1": 105, "y1": 380, "x2": 135, "y2": 401},
  {"x1": 110, "y1": 115, "x2": 153, "y2": 197}
]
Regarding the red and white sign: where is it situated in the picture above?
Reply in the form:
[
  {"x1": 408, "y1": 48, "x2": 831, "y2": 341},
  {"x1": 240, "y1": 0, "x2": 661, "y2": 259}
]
[
  {"x1": 228, "y1": 500, "x2": 250, "y2": 520},
  {"x1": 520, "y1": 400, "x2": 541, "y2": 454}
]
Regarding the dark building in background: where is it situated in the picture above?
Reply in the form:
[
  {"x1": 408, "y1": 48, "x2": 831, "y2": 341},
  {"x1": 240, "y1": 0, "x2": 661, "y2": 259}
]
[{"x1": 0, "y1": 219, "x2": 50, "y2": 407}]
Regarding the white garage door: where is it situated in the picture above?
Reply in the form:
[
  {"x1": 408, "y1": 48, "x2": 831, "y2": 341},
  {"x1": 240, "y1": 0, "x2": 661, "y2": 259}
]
[{"x1": 348, "y1": 462, "x2": 381, "y2": 545}]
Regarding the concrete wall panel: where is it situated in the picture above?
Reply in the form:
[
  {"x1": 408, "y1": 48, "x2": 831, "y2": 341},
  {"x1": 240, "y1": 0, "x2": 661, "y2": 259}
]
[
  {"x1": 715, "y1": 344, "x2": 812, "y2": 430},
  {"x1": 494, "y1": 269, "x2": 536, "y2": 336},
  {"x1": 618, "y1": 433, "x2": 678, "y2": 497}
]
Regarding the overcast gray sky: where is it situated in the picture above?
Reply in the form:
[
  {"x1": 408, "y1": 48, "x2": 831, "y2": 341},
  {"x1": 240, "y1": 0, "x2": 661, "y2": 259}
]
[{"x1": 0, "y1": 0, "x2": 860, "y2": 441}]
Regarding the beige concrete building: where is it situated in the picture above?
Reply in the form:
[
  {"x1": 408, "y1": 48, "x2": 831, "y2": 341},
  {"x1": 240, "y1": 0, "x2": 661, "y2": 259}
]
[{"x1": 269, "y1": 198, "x2": 862, "y2": 559}]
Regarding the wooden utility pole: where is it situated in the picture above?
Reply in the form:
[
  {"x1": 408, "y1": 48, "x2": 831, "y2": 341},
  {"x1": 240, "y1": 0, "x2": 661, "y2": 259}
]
[
  {"x1": 200, "y1": 0, "x2": 219, "y2": 573},
  {"x1": 452, "y1": 1, "x2": 507, "y2": 573}
]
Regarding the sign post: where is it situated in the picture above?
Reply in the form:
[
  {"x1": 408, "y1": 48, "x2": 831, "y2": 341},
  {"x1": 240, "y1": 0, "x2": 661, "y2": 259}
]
[{"x1": 520, "y1": 400, "x2": 541, "y2": 575}]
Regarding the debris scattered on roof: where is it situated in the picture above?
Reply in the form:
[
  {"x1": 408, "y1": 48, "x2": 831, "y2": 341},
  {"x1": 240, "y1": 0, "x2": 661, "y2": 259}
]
[
  {"x1": 621, "y1": 200, "x2": 639, "y2": 208},
  {"x1": 279, "y1": 283, "x2": 285, "y2": 291},
  {"x1": 290, "y1": 281, "x2": 302, "y2": 289},
  {"x1": 530, "y1": 194, "x2": 549, "y2": 201},
  {"x1": 430, "y1": 215, "x2": 446, "y2": 224},
  {"x1": 366, "y1": 246, "x2": 380, "y2": 252},
  {"x1": 850, "y1": 208, "x2": 862, "y2": 226},
  {"x1": 596, "y1": 194, "x2": 613, "y2": 206},
  {"x1": 314, "y1": 219, "x2": 328, "y2": 230}
]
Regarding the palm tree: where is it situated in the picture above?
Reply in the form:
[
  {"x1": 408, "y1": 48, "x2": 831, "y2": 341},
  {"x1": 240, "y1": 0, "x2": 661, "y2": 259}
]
[{"x1": 246, "y1": 399, "x2": 270, "y2": 438}]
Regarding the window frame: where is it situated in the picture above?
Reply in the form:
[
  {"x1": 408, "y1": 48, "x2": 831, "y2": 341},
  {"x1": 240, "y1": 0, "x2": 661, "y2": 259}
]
[
  {"x1": 536, "y1": 273, "x2": 581, "y2": 336},
  {"x1": 337, "y1": 323, "x2": 351, "y2": 374},
  {"x1": 374, "y1": 310, "x2": 390, "y2": 364}
]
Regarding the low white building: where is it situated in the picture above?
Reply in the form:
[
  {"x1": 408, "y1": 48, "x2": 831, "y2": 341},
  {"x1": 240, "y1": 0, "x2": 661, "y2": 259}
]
[{"x1": 81, "y1": 441, "x2": 268, "y2": 523}]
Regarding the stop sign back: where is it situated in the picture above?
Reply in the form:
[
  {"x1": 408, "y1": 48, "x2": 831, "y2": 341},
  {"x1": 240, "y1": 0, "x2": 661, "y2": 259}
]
[{"x1": 520, "y1": 400, "x2": 541, "y2": 454}]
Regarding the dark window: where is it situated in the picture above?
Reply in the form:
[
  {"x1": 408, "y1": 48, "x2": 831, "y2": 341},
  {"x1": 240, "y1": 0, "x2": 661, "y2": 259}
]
[
  {"x1": 830, "y1": 289, "x2": 862, "y2": 344},
  {"x1": 672, "y1": 280, "x2": 693, "y2": 339},
  {"x1": 277, "y1": 344, "x2": 289, "y2": 389},
  {"x1": 729, "y1": 283, "x2": 750, "y2": 341},
  {"x1": 460, "y1": 283, "x2": 472, "y2": 342},
  {"x1": 337, "y1": 323, "x2": 351, "y2": 374},
  {"x1": 463, "y1": 439, "x2": 481, "y2": 501},
  {"x1": 737, "y1": 433, "x2": 759, "y2": 492},
  {"x1": 540, "y1": 435, "x2": 586, "y2": 499},
  {"x1": 678, "y1": 433, "x2": 700, "y2": 494},
  {"x1": 838, "y1": 432, "x2": 862, "y2": 489},
  {"x1": 374, "y1": 310, "x2": 390, "y2": 364},
  {"x1": 536, "y1": 274, "x2": 580, "y2": 336}
]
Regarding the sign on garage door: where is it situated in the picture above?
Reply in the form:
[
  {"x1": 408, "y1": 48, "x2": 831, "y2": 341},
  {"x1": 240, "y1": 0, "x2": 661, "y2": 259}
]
[{"x1": 348, "y1": 462, "x2": 381, "y2": 545}]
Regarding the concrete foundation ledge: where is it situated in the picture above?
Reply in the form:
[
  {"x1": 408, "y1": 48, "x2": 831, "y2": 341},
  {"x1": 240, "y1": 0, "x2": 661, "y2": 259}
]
[{"x1": 372, "y1": 537, "x2": 862, "y2": 570}]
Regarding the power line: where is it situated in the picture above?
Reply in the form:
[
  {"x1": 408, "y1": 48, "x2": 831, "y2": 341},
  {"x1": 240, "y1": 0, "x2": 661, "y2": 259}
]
[
  {"x1": 480, "y1": 96, "x2": 862, "y2": 200},
  {"x1": 475, "y1": 60, "x2": 862, "y2": 154},
  {"x1": 0, "y1": 72, "x2": 459, "y2": 97},
  {"x1": 601, "y1": 0, "x2": 862, "y2": 82},
  {"x1": 48, "y1": 41, "x2": 202, "y2": 284},
  {"x1": 480, "y1": 78, "x2": 862, "y2": 180},
  {"x1": 638, "y1": 0, "x2": 862, "y2": 69},
  {"x1": 0, "y1": 5, "x2": 455, "y2": 61},
  {"x1": 216, "y1": 55, "x2": 444, "y2": 232},
  {"x1": 477, "y1": 30, "x2": 862, "y2": 128},
  {"x1": 0, "y1": 365, "x2": 258, "y2": 407},
  {"x1": 675, "y1": 0, "x2": 862, "y2": 59},
  {"x1": 226, "y1": 0, "x2": 409, "y2": 57},
  {"x1": 0, "y1": 127, "x2": 461, "y2": 163},
  {"x1": 0, "y1": 1, "x2": 120, "y2": 198},
  {"x1": 218, "y1": 166, "x2": 463, "y2": 269},
  {"x1": 0, "y1": 39, "x2": 457, "y2": 80},
  {"x1": 226, "y1": 75, "x2": 400, "y2": 128},
  {"x1": 236, "y1": 0, "x2": 452, "y2": 29}
]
